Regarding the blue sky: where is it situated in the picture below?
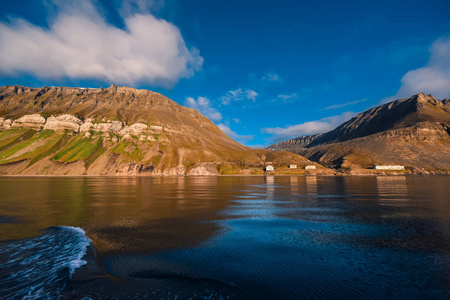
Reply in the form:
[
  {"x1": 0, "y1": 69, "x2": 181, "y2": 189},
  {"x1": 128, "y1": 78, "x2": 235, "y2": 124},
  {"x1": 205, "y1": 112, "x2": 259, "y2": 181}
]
[{"x1": 1, "y1": 0, "x2": 450, "y2": 147}]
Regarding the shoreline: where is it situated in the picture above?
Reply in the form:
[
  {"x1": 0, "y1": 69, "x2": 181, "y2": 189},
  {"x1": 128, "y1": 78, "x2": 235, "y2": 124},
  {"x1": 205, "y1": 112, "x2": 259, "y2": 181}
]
[{"x1": 0, "y1": 172, "x2": 449, "y2": 178}]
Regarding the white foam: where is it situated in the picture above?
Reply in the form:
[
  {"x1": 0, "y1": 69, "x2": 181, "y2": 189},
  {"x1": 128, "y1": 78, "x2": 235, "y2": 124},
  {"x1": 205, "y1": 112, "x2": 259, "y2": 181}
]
[
  {"x1": 0, "y1": 226, "x2": 92, "y2": 298},
  {"x1": 61, "y1": 226, "x2": 91, "y2": 275},
  {"x1": 61, "y1": 225, "x2": 87, "y2": 235}
]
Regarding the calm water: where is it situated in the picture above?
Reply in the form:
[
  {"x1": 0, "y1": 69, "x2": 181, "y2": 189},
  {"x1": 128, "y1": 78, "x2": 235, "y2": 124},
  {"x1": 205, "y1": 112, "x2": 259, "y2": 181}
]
[{"x1": 0, "y1": 176, "x2": 449, "y2": 299}]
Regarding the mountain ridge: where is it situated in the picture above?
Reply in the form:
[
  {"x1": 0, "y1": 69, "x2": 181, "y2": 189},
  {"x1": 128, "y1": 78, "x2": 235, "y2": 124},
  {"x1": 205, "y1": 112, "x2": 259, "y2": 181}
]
[
  {"x1": 269, "y1": 93, "x2": 450, "y2": 173},
  {"x1": 0, "y1": 85, "x2": 323, "y2": 175}
]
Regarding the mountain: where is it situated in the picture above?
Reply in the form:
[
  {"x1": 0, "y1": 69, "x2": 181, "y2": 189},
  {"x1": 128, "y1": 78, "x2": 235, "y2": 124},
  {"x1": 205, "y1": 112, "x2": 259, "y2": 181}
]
[
  {"x1": 0, "y1": 85, "x2": 320, "y2": 175},
  {"x1": 269, "y1": 93, "x2": 450, "y2": 173}
]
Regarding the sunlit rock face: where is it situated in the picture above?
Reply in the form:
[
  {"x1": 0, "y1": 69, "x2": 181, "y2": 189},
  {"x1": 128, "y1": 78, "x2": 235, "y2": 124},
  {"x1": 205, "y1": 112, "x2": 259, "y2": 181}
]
[
  {"x1": 43, "y1": 115, "x2": 83, "y2": 132},
  {"x1": 6, "y1": 114, "x2": 170, "y2": 137},
  {"x1": 0, "y1": 118, "x2": 12, "y2": 130},
  {"x1": 11, "y1": 114, "x2": 46, "y2": 130},
  {"x1": 92, "y1": 121, "x2": 123, "y2": 134},
  {"x1": 119, "y1": 123, "x2": 148, "y2": 136}
]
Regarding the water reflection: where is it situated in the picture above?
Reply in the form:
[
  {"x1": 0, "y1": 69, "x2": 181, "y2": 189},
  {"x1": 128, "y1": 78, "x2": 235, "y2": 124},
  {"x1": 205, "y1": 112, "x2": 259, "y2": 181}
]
[
  {"x1": 305, "y1": 176, "x2": 318, "y2": 195},
  {"x1": 0, "y1": 177, "x2": 232, "y2": 253},
  {"x1": 264, "y1": 176, "x2": 275, "y2": 199},
  {"x1": 0, "y1": 176, "x2": 449, "y2": 299},
  {"x1": 376, "y1": 176, "x2": 408, "y2": 200},
  {"x1": 289, "y1": 176, "x2": 299, "y2": 194}
]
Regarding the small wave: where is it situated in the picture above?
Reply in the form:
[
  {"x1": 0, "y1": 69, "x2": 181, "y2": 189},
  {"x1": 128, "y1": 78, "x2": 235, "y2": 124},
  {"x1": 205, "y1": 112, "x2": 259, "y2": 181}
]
[
  {"x1": 0, "y1": 214, "x2": 22, "y2": 224},
  {"x1": 0, "y1": 226, "x2": 91, "y2": 299}
]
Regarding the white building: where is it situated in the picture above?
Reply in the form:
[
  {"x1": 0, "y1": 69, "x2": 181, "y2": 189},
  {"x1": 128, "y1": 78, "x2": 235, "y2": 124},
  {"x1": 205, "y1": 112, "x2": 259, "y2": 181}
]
[
  {"x1": 305, "y1": 165, "x2": 316, "y2": 170},
  {"x1": 289, "y1": 164, "x2": 297, "y2": 169},
  {"x1": 374, "y1": 165, "x2": 405, "y2": 170},
  {"x1": 265, "y1": 165, "x2": 274, "y2": 172}
]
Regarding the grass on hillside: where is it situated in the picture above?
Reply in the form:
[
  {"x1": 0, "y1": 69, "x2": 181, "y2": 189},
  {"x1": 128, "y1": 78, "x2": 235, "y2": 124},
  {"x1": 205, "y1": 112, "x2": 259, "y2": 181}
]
[
  {"x1": 0, "y1": 131, "x2": 69, "y2": 166},
  {"x1": 0, "y1": 129, "x2": 22, "y2": 141},
  {"x1": 0, "y1": 130, "x2": 54, "y2": 160},
  {"x1": 53, "y1": 136, "x2": 104, "y2": 163},
  {"x1": 217, "y1": 163, "x2": 260, "y2": 175},
  {"x1": 112, "y1": 141, "x2": 144, "y2": 162},
  {"x1": 85, "y1": 145, "x2": 105, "y2": 169},
  {"x1": 0, "y1": 129, "x2": 37, "y2": 153},
  {"x1": 150, "y1": 155, "x2": 162, "y2": 167}
]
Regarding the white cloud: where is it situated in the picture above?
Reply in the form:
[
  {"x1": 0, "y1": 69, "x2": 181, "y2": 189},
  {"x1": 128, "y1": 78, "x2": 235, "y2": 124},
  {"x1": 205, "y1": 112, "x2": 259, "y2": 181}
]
[
  {"x1": 324, "y1": 98, "x2": 368, "y2": 110},
  {"x1": 232, "y1": 118, "x2": 240, "y2": 123},
  {"x1": 220, "y1": 88, "x2": 258, "y2": 105},
  {"x1": 382, "y1": 36, "x2": 450, "y2": 103},
  {"x1": 262, "y1": 111, "x2": 355, "y2": 142},
  {"x1": 246, "y1": 90, "x2": 258, "y2": 101},
  {"x1": 218, "y1": 123, "x2": 254, "y2": 143},
  {"x1": 184, "y1": 97, "x2": 222, "y2": 121},
  {"x1": 262, "y1": 72, "x2": 280, "y2": 82},
  {"x1": 0, "y1": 0, "x2": 203, "y2": 86}
]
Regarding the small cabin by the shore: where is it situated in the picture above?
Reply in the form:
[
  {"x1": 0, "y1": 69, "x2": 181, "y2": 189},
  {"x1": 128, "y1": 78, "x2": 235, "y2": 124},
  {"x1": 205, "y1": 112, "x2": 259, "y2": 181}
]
[
  {"x1": 265, "y1": 165, "x2": 274, "y2": 172},
  {"x1": 374, "y1": 165, "x2": 405, "y2": 170},
  {"x1": 305, "y1": 165, "x2": 316, "y2": 170},
  {"x1": 289, "y1": 164, "x2": 297, "y2": 169}
]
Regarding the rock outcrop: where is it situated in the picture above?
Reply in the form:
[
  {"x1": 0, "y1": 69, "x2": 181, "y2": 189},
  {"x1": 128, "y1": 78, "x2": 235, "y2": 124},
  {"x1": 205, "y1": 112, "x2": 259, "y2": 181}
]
[
  {"x1": 43, "y1": 114, "x2": 83, "y2": 132},
  {"x1": 92, "y1": 121, "x2": 122, "y2": 133},
  {"x1": 0, "y1": 118, "x2": 12, "y2": 130},
  {"x1": 119, "y1": 123, "x2": 148, "y2": 136},
  {"x1": 187, "y1": 163, "x2": 219, "y2": 176},
  {"x1": 11, "y1": 114, "x2": 46, "y2": 130},
  {"x1": 5, "y1": 114, "x2": 162, "y2": 140}
]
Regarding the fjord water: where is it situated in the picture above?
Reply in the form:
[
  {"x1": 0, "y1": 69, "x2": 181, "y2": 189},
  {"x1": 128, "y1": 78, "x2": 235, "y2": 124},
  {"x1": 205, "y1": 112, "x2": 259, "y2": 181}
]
[{"x1": 0, "y1": 176, "x2": 449, "y2": 299}]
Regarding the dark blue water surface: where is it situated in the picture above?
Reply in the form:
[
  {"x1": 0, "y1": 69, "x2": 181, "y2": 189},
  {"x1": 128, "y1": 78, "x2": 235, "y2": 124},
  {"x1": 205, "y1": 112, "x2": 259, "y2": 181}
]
[{"x1": 0, "y1": 176, "x2": 449, "y2": 299}]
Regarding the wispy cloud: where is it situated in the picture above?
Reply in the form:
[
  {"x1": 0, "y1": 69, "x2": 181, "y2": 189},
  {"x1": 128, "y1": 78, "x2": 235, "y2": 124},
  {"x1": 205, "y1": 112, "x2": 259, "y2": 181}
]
[
  {"x1": 324, "y1": 98, "x2": 368, "y2": 110},
  {"x1": 262, "y1": 72, "x2": 281, "y2": 82},
  {"x1": 262, "y1": 111, "x2": 355, "y2": 143},
  {"x1": 221, "y1": 88, "x2": 258, "y2": 105},
  {"x1": 218, "y1": 123, "x2": 254, "y2": 143},
  {"x1": 0, "y1": 0, "x2": 203, "y2": 86},
  {"x1": 275, "y1": 93, "x2": 298, "y2": 103},
  {"x1": 117, "y1": 0, "x2": 166, "y2": 17},
  {"x1": 246, "y1": 144, "x2": 268, "y2": 149},
  {"x1": 381, "y1": 35, "x2": 450, "y2": 103},
  {"x1": 246, "y1": 90, "x2": 258, "y2": 101},
  {"x1": 184, "y1": 97, "x2": 222, "y2": 121}
]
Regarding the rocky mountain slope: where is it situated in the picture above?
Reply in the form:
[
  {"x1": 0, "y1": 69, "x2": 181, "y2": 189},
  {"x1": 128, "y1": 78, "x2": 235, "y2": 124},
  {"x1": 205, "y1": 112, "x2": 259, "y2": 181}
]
[
  {"x1": 269, "y1": 93, "x2": 450, "y2": 172},
  {"x1": 0, "y1": 85, "x2": 317, "y2": 175}
]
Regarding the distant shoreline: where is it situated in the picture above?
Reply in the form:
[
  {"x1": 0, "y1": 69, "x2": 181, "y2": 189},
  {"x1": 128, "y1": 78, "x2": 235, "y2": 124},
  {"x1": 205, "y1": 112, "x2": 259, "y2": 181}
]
[{"x1": 0, "y1": 173, "x2": 448, "y2": 178}]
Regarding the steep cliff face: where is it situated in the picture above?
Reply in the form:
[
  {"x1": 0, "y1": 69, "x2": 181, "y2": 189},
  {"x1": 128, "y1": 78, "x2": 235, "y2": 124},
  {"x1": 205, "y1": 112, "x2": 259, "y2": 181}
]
[
  {"x1": 0, "y1": 85, "x2": 314, "y2": 175},
  {"x1": 268, "y1": 134, "x2": 322, "y2": 151},
  {"x1": 269, "y1": 94, "x2": 450, "y2": 172}
]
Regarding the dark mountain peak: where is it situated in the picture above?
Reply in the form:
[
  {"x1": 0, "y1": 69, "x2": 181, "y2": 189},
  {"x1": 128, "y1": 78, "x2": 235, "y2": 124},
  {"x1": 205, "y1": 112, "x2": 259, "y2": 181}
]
[
  {"x1": 322, "y1": 93, "x2": 450, "y2": 143},
  {"x1": 270, "y1": 93, "x2": 450, "y2": 150},
  {"x1": 269, "y1": 93, "x2": 450, "y2": 172}
]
